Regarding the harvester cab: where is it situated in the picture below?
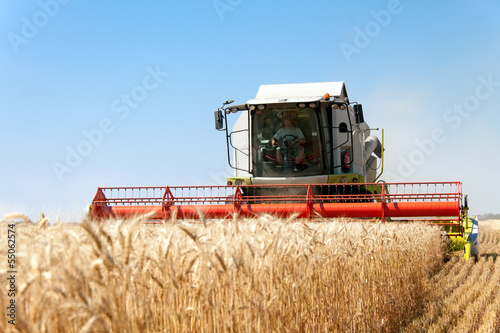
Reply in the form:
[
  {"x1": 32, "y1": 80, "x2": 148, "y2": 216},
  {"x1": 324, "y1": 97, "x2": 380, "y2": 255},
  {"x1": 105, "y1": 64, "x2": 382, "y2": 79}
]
[{"x1": 214, "y1": 82, "x2": 383, "y2": 189}]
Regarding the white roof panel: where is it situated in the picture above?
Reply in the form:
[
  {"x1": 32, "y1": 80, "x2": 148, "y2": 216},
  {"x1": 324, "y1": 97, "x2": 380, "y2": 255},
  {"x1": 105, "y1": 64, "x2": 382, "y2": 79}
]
[{"x1": 251, "y1": 81, "x2": 348, "y2": 104}]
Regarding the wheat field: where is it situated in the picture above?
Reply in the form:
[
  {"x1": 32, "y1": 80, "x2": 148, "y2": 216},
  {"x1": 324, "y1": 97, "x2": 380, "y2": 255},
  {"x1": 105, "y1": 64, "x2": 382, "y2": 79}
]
[
  {"x1": 401, "y1": 220, "x2": 500, "y2": 333},
  {"x1": 0, "y1": 214, "x2": 499, "y2": 332}
]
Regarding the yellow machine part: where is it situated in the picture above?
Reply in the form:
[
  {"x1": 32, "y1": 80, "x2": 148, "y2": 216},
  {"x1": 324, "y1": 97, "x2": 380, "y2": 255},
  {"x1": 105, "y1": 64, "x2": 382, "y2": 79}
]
[{"x1": 448, "y1": 217, "x2": 479, "y2": 260}]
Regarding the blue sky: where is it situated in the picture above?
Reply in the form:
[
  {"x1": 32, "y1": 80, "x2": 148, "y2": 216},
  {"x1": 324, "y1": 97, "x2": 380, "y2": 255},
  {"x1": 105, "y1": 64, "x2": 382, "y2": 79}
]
[{"x1": 1, "y1": 0, "x2": 499, "y2": 221}]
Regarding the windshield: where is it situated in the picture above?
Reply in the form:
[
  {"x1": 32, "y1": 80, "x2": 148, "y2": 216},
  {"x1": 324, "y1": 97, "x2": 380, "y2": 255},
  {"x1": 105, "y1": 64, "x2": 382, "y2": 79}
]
[{"x1": 252, "y1": 106, "x2": 324, "y2": 177}]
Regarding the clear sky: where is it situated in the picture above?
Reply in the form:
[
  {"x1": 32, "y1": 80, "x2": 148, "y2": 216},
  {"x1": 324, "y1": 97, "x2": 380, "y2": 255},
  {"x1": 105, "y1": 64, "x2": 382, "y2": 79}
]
[{"x1": 1, "y1": 0, "x2": 499, "y2": 221}]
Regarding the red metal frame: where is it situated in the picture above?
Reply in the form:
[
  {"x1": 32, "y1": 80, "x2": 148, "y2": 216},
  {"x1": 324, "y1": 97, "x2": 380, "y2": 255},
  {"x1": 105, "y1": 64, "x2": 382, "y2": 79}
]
[{"x1": 91, "y1": 182, "x2": 464, "y2": 234}]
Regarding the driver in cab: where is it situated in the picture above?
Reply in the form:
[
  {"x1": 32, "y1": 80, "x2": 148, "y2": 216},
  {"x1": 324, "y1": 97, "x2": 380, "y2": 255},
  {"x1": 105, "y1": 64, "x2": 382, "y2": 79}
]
[{"x1": 271, "y1": 114, "x2": 305, "y2": 168}]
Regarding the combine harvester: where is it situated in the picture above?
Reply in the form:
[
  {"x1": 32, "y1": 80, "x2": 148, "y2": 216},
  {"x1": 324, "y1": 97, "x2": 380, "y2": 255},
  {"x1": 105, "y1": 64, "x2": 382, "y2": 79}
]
[{"x1": 91, "y1": 82, "x2": 479, "y2": 259}]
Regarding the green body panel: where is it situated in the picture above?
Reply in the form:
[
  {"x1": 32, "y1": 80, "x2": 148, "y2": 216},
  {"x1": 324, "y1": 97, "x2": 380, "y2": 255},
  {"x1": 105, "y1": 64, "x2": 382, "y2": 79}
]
[
  {"x1": 327, "y1": 174, "x2": 364, "y2": 184},
  {"x1": 226, "y1": 177, "x2": 253, "y2": 186},
  {"x1": 227, "y1": 174, "x2": 368, "y2": 187}
]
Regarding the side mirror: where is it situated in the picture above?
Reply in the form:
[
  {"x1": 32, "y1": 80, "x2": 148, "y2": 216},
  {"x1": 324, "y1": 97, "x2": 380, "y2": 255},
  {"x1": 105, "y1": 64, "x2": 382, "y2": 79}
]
[
  {"x1": 214, "y1": 110, "x2": 224, "y2": 130},
  {"x1": 354, "y1": 104, "x2": 364, "y2": 124},
  {"x1": 339, "y1": 122, "x2": 348, "y2": 133}
]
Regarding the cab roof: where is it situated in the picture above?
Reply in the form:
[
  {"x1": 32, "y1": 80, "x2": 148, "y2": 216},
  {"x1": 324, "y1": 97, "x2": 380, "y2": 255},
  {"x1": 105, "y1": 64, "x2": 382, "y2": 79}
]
[{"x1": 248, "y1": 81, "x2": 349, "y2": 105}]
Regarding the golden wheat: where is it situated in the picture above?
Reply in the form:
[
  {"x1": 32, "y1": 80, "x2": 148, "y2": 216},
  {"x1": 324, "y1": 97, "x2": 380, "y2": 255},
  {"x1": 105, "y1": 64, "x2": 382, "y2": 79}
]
[
  {"x1": 0, "y1": 216, "x2": 498, "y2": 332},
  {"x1": 402, "y1": 220, "x2": 500, "y2": 333}
]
